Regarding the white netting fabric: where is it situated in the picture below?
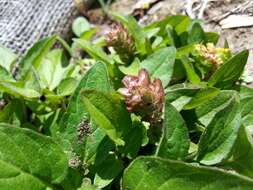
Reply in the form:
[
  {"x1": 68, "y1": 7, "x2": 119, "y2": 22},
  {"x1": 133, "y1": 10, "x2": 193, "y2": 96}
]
[{"x1": 0, "y1": 0, "x2": 78, "y2": 56}]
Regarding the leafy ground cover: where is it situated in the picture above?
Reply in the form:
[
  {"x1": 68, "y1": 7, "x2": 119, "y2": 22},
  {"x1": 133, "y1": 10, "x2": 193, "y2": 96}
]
[{"x1": 0, "y1": 13, "x2": 253, "y2": 190}]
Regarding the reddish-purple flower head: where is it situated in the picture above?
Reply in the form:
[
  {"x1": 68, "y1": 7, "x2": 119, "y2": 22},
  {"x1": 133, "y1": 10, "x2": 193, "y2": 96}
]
[{"x1": 118, "y1": 69, "x2": 164, "y2": 123}]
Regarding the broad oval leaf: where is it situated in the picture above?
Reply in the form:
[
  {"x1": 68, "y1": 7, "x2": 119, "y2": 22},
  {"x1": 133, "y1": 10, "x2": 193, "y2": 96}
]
[
  {"x1": 17, "y1": 35, "x2": 58, "y2": 80},
  {"x1": 141, "y1": 47, "x2": 177, "y2": 87},
  {"x1": 165, "y1": 83, "x2": 202, "y2": 111},
  {"x1": 0, "y1": 80, "x2": 41, "y2": 99},
  {"x1": 72, "y1": 17, "x2": 90, "y2": 37},
  {"x1": 187, "y1": 22, "x2": 205, "y2": 44},
  {"x1": 144, "y1": 15, "x2": 190, "y2": 36},
  {"x1": 118, "y1": 120, "x2": 145, "y2": 159},
  {"x1": 227, "y1": 125, "x2": 253, "y2": 178},
  {"x1": 195, "y1": 90, "x2": 236, "y2": 126},
  {"x1": 239, "y1": 86, "x2": 253, "y2": 127},
  {"x1": 208, "y1": 50, "x2": 249, "y2": 87},
  {"x1": 156, "y1": 101, "x2": 189, "y2": 160},
  {"x1": 0, "y1": 65, "x2": 13, "y2": 81},
  {"x1": 81, "y1": 90, "x2": 131, "y2": 146},
  {"x1": 58, "y1": 62, "x2": 112, "y2": 153},
  {"x1": 197, "y1": 91, "x2": 241, "y2": 165},
  {"x1": 183, "y1": 87, "x2": 220, "y2": 110},
  {"x1": 38, "y1": 49, "x2": 75, "y2": 91},
  {"x1": 74, "y1": 39, "x2": 113, "y2": 66},
  {"x1": 23, "y1": 67, "x2": 42, "y2": 94},
  {"x1": 0, "y1": 125, "x2": 68, "y2": 190},
  {"x1": 0, "y1": 99, "x2": 25, "y2": 124},
  {"x1": 205, "y1": 32, "x2": 219, "y2": 44},
  {"x1": 123, "y1": 156, "x2": 253, "y2": 190},
  {"x1": 0, "y1": 45, "x2": 16, "y2": 72},
  {"x1": 56, "y1": 78, "x2": 78, "y2": 96},
  {"x1": 94, "y1": 154, "x2": 123, "y2": 188}
]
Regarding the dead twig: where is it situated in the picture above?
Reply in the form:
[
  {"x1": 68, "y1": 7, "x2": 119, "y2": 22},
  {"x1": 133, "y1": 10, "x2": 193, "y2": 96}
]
[
  {"x1": 185, "y1": 0, "x2": 197, "y2": 19},
  {"x1": 198, "y1": 0, "x2": 209, "y2": 19},
  {"x1": 185, "y1": 0, "x2": 212, "y2": 19}
]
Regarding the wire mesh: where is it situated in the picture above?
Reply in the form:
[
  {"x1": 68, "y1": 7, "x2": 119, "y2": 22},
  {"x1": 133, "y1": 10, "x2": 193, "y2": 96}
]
[{"x1": 0, "y1": 0, "x2": 78, "y2": 56}]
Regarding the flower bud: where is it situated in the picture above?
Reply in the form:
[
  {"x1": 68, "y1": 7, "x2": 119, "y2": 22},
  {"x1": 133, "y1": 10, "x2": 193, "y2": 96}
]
[
  {"x1": 118, "y1": 69, "x2": 164, "y2": 125},
  {"x1": 193, "y1": 43, "x2": 231, "y2": 79},
  {"x1": 194, "y1": 43, "x2": 230, "y2": 66},
  {"x1": 105, "y1": 23, "x2": 136, "y2": 64}
]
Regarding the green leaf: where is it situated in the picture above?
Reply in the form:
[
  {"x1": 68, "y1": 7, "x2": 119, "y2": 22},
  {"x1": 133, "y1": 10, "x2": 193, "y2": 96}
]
[
  {"x1": 141, "y1": 47, "x2": 176, "y2": 87},
  {"x1": 181, "y1": 55, "x2": 200, "y2": 84},
  {"x1": 78, "y1": 185, "x2": 100, "y2": 190},
  {"x1": 156, "y1": 101, "x2": 189, "y2": 160},
  {"x1": 0, "y1": 80, "x2": 41, "y2": 99},
  {"x1": 0, "y1": 99, "x2": 26, "y2": 125},
  {"x1": 78, "y1": 179, "x2": 101, "y2": 190},
  {"x1": 175, "y1": 17, "x2": 191, "y2": 35},
  {"x1": 17, "y1": 35, "x2": 58, "y2": 79},
  {"x1": 58, "y1": 62, "x2": 112, "y2": 153},
  {"x1": 197, "y1": 91, "x2": 241, "y2": 165},
  {"x1": 238, "y1": 86, "x2": 253, "y2": 127},
  {"x1": 123, "y1": 156, "x2": 253, "y2": 190},
  {"x1": 145, "y1": 15, "x2": 186, "y2": 29},
  {"x1": 23, "y1": 67, "x2": 42, "y2": 94},
  {"x1": 188, "y1": 22, "x2": 205, "y2": 44},
  {"x1": 145, "y1": 15, "x2": 190, "y2": 36},
  {"x1": 84, "y1": 130, "x2": 115, "y2": 165},
  {"x1": 195, "y1": 90, "x2": 238, "y2": 126},
  {"x1": 56, "y1": 78, "x2": 78, "y2": 96},
  {"x1": 119, "y1": 58, "x2": 140, "y2": 75},
  {"x1": 81, "y1": 90, "x2": 131, "y2": 146},
  {"x1": 0, "y1": 125, "x2": 68, "y2": 190},
  {"x1": 176, "y1": 44, "x2": 196, "y2": 59},
  {"x1": 208, "y1": 50, "x2": 249, "y2": 87},
  {"x1": 72, "y1": 17, "x2": 90, "y2": 37},
  {"x1": 74, "y1": 39, "x2": 113, "y2": 65},
  {"x1": 228, "y1": 125, "x2": 253, "y2": 178},
  {"x1": 38, "y1": 49, "x2": 75, "y2": 91},
  {"x1": 165, "y1": 83, "x2": 202, "y2": 111},
  {"x1": 94, "y1": 154, "x2": 123, "y2": 188},
  {"x1": 183, "y1": 87, "x2": 220, "y2": 110},
  {"x1": 0, "y1": 65, "x2": 13, "y2": 81},
  {"x1": 224, "y1": 38, "x2": 230, "y2": 48},
  {"x1": 119, "y1": 120, "x2": 144, "y2": 159},
  {"x1": 60, "y1": 168, "x2": 83, "y2": 190},
  {"x1": 80, "y1": 28, "x2": 98, "y2": 40},
  {"x1": 0, "y1": 45, "x2": 17, "y2": 72},
  {"x1": 205, "y1": 32, "x2": 219, "y2": 44}
]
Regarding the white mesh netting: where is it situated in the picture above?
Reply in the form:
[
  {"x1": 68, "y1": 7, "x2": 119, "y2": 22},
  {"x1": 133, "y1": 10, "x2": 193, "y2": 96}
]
[{"x1": 0, "y1": 0, "x2": 78, "y2": 56}]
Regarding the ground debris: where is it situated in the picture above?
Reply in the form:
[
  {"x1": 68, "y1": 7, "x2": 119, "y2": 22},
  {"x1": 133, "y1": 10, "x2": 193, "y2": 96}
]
[{"x1": 220, "y1": 14, "x2": 253, "y2": 29}]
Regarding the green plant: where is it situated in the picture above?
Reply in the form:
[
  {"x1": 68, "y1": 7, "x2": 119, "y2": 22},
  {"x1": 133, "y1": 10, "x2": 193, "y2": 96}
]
[{"x1": 0, "y1": 14, "x2": 253, "y2": 190}]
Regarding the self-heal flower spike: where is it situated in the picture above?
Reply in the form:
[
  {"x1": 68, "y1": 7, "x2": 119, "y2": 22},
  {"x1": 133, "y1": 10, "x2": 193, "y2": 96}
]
[
  {"x1": 105, "y1": 23, "x2": 136, "y2": 64},
  {"x1": 118, "y1": 69, "x2": 164, "y2": 125}
]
